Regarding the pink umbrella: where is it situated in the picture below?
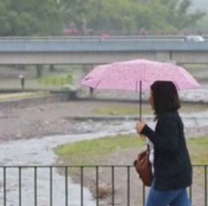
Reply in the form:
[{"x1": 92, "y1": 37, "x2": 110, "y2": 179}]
[{"x1": 81, "y1": 59, "x2": 200, "y2": 118}]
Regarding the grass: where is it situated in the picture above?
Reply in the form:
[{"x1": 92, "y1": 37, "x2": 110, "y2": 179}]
[
  {"x1": 55, "y1": 134, "x2": 145, "y2": 165},
  {"x1": 187, "y1": 137, "x2": 208, "y2": 164},
  {"x1": 92, "y1": 106, "x2": 149, "y2": 115},
  {"x1": 55, "y1": 134, "x2": 208, "y2": 166},
  {"x1": 181, "y1": 103, "x2": 208, "y2": 112},
  {"x1": 0, "y1": 91, "x2": 46, "y2": 102},
  {"x1": 183, "y1": 64, "x2": 208, "y2": 70},
  {"x1": 55, "y1": 134, "x2": 208, "y2": 191},
  {"x1": 37, "y1": 73, "x2": 73, "y2": 86},
  {"x1": 91, "y1": 103, "x2": 208, "y2": 115}
]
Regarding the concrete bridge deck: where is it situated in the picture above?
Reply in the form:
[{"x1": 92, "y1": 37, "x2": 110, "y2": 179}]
[{"x1": 0, "y1": 37, "x2": 208, "y2": 64}]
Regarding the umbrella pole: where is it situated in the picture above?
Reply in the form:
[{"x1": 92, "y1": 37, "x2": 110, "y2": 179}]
[{"x1": 139, "y1": 80, "x2": 142, "y2": 120}]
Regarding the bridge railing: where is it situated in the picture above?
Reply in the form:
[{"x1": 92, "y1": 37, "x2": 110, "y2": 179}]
[
  {"x1": 0, "y1": 35, "x2": 207, "y2": 41},
  {"x1": 0, "y1": 165, "x2": 207, "y2": 206}
]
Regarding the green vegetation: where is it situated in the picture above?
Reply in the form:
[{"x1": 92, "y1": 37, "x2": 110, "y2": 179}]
[
  {"x1": 184, "y1": 64, "x2": 208, "y2": 70},
  {"x1": 181, "y1": 103, "x2": 208, "y2": 112},
  {"x1": 37, "y1": 74, "x2": 73, "y2": 86},
  {"x1": 62, "y1": 0, "x2": 205, "y2": 32},
  {"x1": 92, "y1": 106, "x2": 148, "y2": 115},
  {"x1": 55, "y1": 134, "x2": 145, "y2": 165},
  {"x1": 91, "y1": 103, "x2": 208, "y2": 115},
  {"x1": 0, "y1": 0, "x2": 62, "y2": 36},
  {"x1": 0, "y1": 0, "x2": 206, "y2": 36},
  {"x1": 0, "y1": 92, "x2": 46, "y2": 101},
  {"x1": 55, "y1": 133, "x2": 208, "y2": 190},
  {"x1": 187, "y1": 137, "x2": 208, "y2": 164},
  {"x1": 55, "y1": 134, "x2": 208, "y2": 166}
]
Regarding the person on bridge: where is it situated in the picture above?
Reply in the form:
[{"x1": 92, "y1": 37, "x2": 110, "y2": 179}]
[{"x1": 136, "y1": 81, "x2": 192, "y2": 206}]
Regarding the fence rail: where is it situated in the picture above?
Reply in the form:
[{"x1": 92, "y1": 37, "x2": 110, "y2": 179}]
[
  {"x1": 0, "y1": 165, "x2": 207, "y2": 206},
  {"x1": 0, "y1": 35, "x2": 207, "y2": 41}
]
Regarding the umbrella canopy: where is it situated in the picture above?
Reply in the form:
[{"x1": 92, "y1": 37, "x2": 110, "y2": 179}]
[
  {"x1": 81, "y1": 59, "x2": 200, "y2": 119},
  {"x1": 81, "y1": 59, "x2": 200, "y2": 91}
]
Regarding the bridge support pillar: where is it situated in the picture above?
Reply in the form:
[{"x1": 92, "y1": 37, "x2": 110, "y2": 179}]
[
  {"x1": 156, "y1": 52, "x2": 171, "y2": 62},
  {"x1": 156, "y1": 52, "x2": 177, "y2": 65},
  {"x1": 36, "y1": 65, "x2": 43, "y2": 78},
  {"x1": 49, "y1": 64, "x2": 55, "y2": 72}
]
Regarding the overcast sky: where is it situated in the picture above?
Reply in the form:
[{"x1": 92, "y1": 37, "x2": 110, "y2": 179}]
[{"x1": 192, "y1": 0, "x2": 208, "y2": 12}]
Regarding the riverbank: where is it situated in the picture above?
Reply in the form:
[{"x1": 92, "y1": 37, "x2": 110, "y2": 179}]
[
  {"x1": 1, "y1": 100, "x2": 208, "y2": 142},
  {"x1": 0, "y1": 94, "x2": 208, "y2": 206},
  {"x1": 55, "y1": 134, "x2": 208, "y2": 206}
]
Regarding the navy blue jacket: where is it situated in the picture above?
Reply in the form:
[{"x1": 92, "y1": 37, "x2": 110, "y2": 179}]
[{"x1": 141, "y1": 111, "x2": 192, "y2": 191}]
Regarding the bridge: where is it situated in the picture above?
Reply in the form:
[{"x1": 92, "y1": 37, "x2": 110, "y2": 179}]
[
  {"x1": 0, "y1": 36, "x2": 208, "y2": 64},
  {"x1": 1, "y1": 35, "x2": 208, "y2": 40}
]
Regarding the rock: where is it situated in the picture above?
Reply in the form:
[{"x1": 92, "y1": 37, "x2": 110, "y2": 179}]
[{"x1": 90, "y1": 179, "x2": 115, "y2": 199}]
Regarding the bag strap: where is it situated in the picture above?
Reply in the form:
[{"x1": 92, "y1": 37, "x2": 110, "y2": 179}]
[{"x1": 147, "y1": 144, "x2": 150, "y2": 152}]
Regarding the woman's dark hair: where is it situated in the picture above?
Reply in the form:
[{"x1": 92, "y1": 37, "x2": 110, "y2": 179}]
[{"x1": 150, "y1": 81, "x2": 181, "y2": 119}]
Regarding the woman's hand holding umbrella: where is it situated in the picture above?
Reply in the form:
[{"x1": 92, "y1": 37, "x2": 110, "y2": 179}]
[{"x1": 136, "y1": 120, "x2": 146, "y2": 140}]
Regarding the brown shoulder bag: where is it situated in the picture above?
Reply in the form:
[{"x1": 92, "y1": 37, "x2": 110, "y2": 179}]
[{"x1": 133, "y1": 145, "x2": 153, "y2": 187}]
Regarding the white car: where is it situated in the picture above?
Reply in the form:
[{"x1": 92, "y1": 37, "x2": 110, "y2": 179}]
[{"x1": 184, "y1": 35, "x2": 205, "y2": 42}]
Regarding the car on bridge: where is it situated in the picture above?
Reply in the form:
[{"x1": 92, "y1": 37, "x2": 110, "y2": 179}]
[{"x1": 184, "y1": 35, "x2": 205, "y2": 42}]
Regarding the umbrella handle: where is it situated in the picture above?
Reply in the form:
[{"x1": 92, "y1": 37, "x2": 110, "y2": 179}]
[{"x1": 139, "y1": 81, "x2": 142, "y2": 120}]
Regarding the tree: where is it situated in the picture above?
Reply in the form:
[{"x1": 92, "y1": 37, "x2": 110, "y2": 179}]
[
  {"x1": 133, "y1": 0, "x2": 176, "y2": 31},
  {"x1": 1, "y1": 0, "x2": 204, "y2": 36},
  {"x1": 60, "y1": 0, "x2": 90, "y2": 30},
  {"x1": 82, "y1": 0, "x2": 176, "y2": 31},
  {"x1": 160, "y1": 0, "x2": 206, "y2": 30},
  {"x1": 62, "y1": 0, "x2": 205, "y2": 32},
  {"x1": 0, "y1": 0, "x2": 63, "y2": 36},
  {"x1": 85, "y1": 0, "x2": 134, "y2": 31}
]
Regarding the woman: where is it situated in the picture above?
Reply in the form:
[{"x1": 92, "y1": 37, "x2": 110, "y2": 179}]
[{"x1": 136, "y1": 81, "x2": 192, "y2": 206}]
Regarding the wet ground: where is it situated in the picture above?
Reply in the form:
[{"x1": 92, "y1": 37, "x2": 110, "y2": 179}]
[{"x1": 0, "y1": 76, "x2": 208, "y2": 205}]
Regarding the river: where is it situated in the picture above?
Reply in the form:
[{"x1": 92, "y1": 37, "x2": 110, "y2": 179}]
[{"x1": 0, "y1": 113, "x2": 208, "y2": 205}]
